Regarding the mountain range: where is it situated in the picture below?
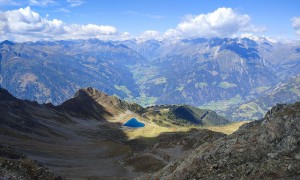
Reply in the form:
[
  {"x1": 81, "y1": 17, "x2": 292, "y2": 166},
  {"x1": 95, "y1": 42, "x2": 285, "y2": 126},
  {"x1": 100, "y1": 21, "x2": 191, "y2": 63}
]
[{"x1": 1, "y1": 37, "x2": 300, "y2": 121}]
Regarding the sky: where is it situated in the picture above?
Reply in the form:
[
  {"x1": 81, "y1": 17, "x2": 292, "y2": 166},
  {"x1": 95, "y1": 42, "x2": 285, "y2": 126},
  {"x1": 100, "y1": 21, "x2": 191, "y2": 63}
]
[{"x1": 0, "y1": 0, "x2": 300, "y2": 42}]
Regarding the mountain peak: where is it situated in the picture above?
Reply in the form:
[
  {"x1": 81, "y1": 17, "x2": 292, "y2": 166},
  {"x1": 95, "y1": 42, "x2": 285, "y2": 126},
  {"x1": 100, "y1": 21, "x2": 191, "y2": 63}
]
[
  {"x1": 74, "y1": 87, "x2": 103, "y2": 98},
  {"x1": 0, "y1": 40, "x2": 15, "y2": 46},
  {"x1": 74, "y1": 87, "x2": 119, "y2": 106},
  {"x1": 61, "y1": 87, "x2": 145, "y2": 118}
]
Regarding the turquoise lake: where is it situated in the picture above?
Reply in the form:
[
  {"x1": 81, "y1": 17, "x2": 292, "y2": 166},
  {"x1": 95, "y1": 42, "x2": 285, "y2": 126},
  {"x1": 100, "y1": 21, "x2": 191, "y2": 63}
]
[{"x1": 123, "y1": 118, "x2": 145, "y2": 128}]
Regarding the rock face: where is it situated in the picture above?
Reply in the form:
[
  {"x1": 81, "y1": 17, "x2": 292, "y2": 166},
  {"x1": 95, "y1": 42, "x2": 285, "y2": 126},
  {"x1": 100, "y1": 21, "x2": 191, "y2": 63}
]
[{"x1": 144, "y1": 102, "x2": 300, "y2": 179}]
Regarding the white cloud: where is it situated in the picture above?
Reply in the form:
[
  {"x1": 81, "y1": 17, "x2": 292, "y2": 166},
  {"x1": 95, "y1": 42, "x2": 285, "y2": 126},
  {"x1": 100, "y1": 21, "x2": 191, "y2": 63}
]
[
  {"x1": 0, "y1": 6, "x2": 129, "y2": 42},
  {"x1": 63, "y1": 24, "x2": 117, "y2": 39},
  {"x1": 138, "y1": 30, "x2": 161, "y2": 40},
  {"x1": 117, "y1": 32, "x2": 132, "y2": 41},
  {"x1": 29, "y1": 0, "x2": 57, "y2": 7},
  {"x1": 67, "y1": 0, "x2": 84, "y2": 7},
  {"x1": 162, "y1": 7, "x2": 265, "y2": 39},
  {"x1": 240, "y1": 33, "x2": 278, "y2": 43},
  {"x1": 163, "y1": 28, "x2": 182, "y2": 40},
  {"x1": 291, "y1": 17, "x2": 300, "y2": 36}
]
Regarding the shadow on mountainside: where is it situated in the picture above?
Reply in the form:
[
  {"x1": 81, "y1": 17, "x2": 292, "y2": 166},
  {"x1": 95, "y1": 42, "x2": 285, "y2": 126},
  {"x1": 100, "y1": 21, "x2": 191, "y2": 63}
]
[
  {"x1": 0, "y1": 88, "x2": 131, "y2": 179},
  {"x1": 59, "y1": 88, "x2": 113, "y2": 120}
]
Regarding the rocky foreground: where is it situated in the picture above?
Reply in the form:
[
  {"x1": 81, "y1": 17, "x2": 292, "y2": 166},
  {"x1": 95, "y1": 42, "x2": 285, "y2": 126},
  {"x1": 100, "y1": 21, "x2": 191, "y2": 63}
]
[
  {"x1": 0, "y1": 145, "x2": 62, "y2": 179},
  {"x1": 142, "y1": 103, "x2": 300, "y2": 179},
  {"x1": 0, "y1": 86, "x2": 299, "y2": 179}
]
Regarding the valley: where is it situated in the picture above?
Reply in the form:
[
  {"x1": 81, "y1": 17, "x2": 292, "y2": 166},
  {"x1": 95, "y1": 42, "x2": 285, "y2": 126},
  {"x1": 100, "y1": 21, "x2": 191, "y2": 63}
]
[
  {"x1": 1, "y1": 38, "x2": 300, "y2": 122},
  {"x1": 1, "y1": 37, "x2": 300, "y2": 179},
  {"x1": 1, "y1": 2, "x2": 300, "y2": 179}
]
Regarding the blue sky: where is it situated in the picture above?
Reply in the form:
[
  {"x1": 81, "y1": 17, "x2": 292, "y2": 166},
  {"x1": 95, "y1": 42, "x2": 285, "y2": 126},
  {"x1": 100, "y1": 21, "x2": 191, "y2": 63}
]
[{"x1": 0, "y1": 0, "x2": 300, "y2": 41}]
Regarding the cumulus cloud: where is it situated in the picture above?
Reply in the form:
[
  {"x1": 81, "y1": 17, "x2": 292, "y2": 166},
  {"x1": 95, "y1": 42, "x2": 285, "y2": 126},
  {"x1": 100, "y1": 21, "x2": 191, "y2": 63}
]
[
  {"x1": 162, "y1": 7, "x2": 265, "y2": 39},
  {"x1": 63, "y1": 24, "x2": 117, "y2": 39},
  {"x1": 0, "y1": 6, "x2": 268, "y2": 42},
  {"x1": 291, "y1": 17, "x2": 300, "y2": 36},
  {"x1": 0, "y1": 6, "x2": 129, "y2": 42}
]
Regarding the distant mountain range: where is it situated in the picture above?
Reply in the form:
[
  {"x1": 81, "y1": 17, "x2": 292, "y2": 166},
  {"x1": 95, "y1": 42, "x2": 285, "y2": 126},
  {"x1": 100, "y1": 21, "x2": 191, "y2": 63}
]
[{"x1": 1, "y1": 37, "x2": 300, "y2": 121}]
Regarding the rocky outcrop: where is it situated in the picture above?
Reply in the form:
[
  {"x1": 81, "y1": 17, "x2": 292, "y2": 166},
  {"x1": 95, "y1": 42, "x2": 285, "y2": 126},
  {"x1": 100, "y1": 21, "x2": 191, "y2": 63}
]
[{"x1": 143, "y1": 102, "x2": 300, "y2": 179}]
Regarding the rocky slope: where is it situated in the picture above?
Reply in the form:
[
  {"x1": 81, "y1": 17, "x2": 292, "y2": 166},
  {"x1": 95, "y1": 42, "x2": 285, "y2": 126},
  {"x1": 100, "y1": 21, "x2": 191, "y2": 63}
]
[
  {"x1": 143, "y1": 102, "x2": 300, "y2": 179},
  {"x1": 0, "y1": 145, "x2": 62, "y2": 180},
  {"x1": 123, "y1": 129, "x2": 226, "y2": 174}
]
